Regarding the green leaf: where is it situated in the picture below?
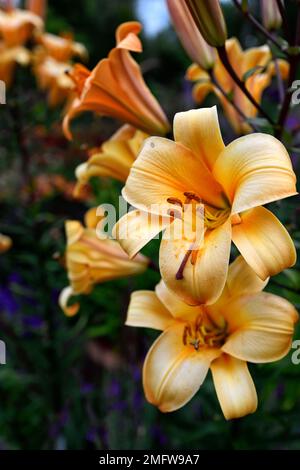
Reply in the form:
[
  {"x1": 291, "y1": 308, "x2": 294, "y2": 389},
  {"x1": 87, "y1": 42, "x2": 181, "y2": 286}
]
[{"x1": 242, "y1": 65, "x2": 265, "y2": 82}]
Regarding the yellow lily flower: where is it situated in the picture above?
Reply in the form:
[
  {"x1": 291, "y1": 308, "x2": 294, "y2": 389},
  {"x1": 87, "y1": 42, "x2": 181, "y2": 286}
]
[
  {"x1": 167, "y1": 0, "x2": 216, "y2": 70},
  {"x1": 187, "y1": 38, "x2": 289, "y2": 134},
  {"x1": 36, "y1": 32, "x2": 87, "y2": 63},
  {"x1": 0, "y1": 41, "x2": 30, "y2": 87},
  {"x1": 0, "y1": 7, "x2": 43, "y2": 47},
  {"x1": 33, "y1": 54, "x2": 75, "y2": 107},
  {"x1": 114, "y1": 106, "x2": 297, "y2": 306},
  {"x1": 62, "y1": 21, "x2": 170, "y2": 140},
  {"x1": 127, "y1": 256, "x2": 298, "y2": 419},
  {"x1": 59, "y1": 208, "x2": 149, "y2": 316},
  {"x1": 0, "y1": 233, "x2": 12, "y2": 253},
  {"x1": 74, "y1": 125, "x2": 149, "y2": 197}
]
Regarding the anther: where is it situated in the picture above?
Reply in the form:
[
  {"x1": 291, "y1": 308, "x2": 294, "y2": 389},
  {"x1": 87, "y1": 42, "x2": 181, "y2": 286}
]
[
  {"x1": 167, "y1": 197, "x2": 183, "y2": 207},
  {"x1": 184, "y1": 192, "x2": 202, "y2": 203}
]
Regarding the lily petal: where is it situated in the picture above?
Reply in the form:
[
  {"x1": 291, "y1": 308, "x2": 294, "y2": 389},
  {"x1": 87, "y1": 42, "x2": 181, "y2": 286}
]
[
  {"x1": 174, "y1": 106, "x2": 225, "y2": 171},
  {"x1": 113, "y1": 209, "x2": 170, "y2": 258},
  {"x1": 126, "y1": 290, "x2": 174, "y2": 331},
  {"x1": 213, "y1": 133, "x2": 297, "y2": 214},
  {"x1": 232, "y1": 206, "x2": 296, "y2": 280},
  {"x1": 155, "y1": 279, "x2": 201, "y2": 321},
  {"x1": 143, "y1": 324, "x2": 220, "y2": 412},
  {"x1": 59, "y1": 286, "x2": 80, "y2": 317},
  {"x1": 226, "y1": 255, "x2": 269, "y2": 297},
  {"x1": 123, "y1": 137, "x2": 226, "y2": 214},
  {"x1": 159, "y1": 218, "x2": 232, "y2": 305},
  {"x1": 222, "y1": 292, "x2": 298, "y2": 363},
  {"x1": 211, "y1": 354, "x2": 258, "y2": 420}
]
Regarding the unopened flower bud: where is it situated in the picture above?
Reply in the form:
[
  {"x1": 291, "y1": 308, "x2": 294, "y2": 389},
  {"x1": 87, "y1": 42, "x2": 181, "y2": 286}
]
[
  {"x1": 167, "y1": 0, "x2": 216, "y2": 69},
  {"x1": 185, "y1": 0, "x2": 227, "y2": 47},
  {"x1": 261, "y1": 0, "x2": 282, "y2": 31}
]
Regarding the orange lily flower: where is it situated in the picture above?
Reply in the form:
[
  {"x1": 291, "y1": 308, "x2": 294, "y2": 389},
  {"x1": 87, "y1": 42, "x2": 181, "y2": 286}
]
[
  {"x1": 33, "y1": 54, "x2": 75, "y2": 107},
  {"x1": 127, "y1": 257, "x2": 298, "y2": 418},
  {"x1": 63, "y1": 21, "x2": 170, "y2": 140},
  {"x1": 74, "y1": 125, "x2": 148, "y2": 197},
  {"x1": 0, "y1": 7, "x2": 43, "y2": 47},
  {"x1": 0, "y1": 41, "x2": 30, "y2": 87},
  {"x1": 36, "y1": 32, "x2": 87, "y2": 63},
  {"x1": 59, "y1": 208, "x2": 149, "y2": 316},
  {"x1": 114, "y1": 106, "x2": 297, "y2": 306},
  {"x1": 0, "y1": 233, "x2": 12, "y2": 253},
  {"x1": 187, "y1": 38, "x2": 289, "y2": 134}
]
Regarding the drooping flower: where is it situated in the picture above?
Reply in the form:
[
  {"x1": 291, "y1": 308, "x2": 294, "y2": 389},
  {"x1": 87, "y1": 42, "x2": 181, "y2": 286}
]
[
  {"x1": 0, "y1": 7, "x2": 43, "y2": 47},
  {"x1": 127, "y1": 256, "x2": 298, "y2": 419},
  {"x1": 184, "y1": 0, "x2": 227, "y2": 47},
  {"x1": 62, "y1": 21, "x2": 170, "y2": 140},
  {"x1": 167, "y1": 0, "x2": 216, "y2": 70},
  {"x1": 261, "y1": 0, "x2": 282, "y2": 31},
  {"x1": 0, "y1": 233, "x2": 12, "y2": 253},
  {"x1": 187, "y1": 38, "x2": 289, "y2": 134},
  {"x1": 114, "y1": 106, "x2": 297, "y2": 306},
  {"x1": 0, "y1": 41, "x2": 30, "y2": 87},
  {"x1": 59, "y1": 208, "x2": 149, "y2": 316},
  {"x1": 36, "y1": 32, "x2": 87, "y2": 63},
  {"x1": 74, "y1": 125, "x2": 149, "y2": 197}
]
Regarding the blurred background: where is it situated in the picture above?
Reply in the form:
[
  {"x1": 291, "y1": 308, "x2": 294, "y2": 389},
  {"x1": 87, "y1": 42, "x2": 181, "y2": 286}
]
[{"x1": 0, "y1": 0, "x2": 300, "y2": 450}]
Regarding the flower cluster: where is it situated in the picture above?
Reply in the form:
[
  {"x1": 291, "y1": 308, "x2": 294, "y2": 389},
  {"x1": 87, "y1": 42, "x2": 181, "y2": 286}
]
[
  {"x1": 54, "y1": 0, "x2": 299, "y2": 421},
  {"x1": 2, "y1": 0, "x2": 298, "y2": 422}
]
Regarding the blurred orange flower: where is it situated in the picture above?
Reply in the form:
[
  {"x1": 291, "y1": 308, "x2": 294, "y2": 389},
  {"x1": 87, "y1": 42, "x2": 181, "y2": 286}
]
[
  {"x1": 0, "y1": 41, "x2": 30, "y2": 87},
  {"x1": 0, "y1": 7, "x2": 43, "y2": 47},
  {"x1": 59, "y1": 209, "x2": 149, "y2": 316},
  {"x1": 36, "y1": 32, "x2": 87, "y2": 62},
  {"x1": 0, "y1": 233, "x2": 12, "y2": 253},
  {"x1": 187, "y1": 38, "x2": 289, "y2": 134},
  {"x1": 74, "y1": 125, "x2": 148, "y2": 197}
]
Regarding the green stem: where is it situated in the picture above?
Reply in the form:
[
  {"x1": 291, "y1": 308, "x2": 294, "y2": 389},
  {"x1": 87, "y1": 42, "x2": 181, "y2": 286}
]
[
  {"x1": 275, "y1": 6, "x2": 300, "y2": 139},
  {"x1": 208, "y1": 70, "x2": 260, "y2": 132},
  {"x1": 232, "y1": 0, "x2": 287, "y2": 55}
]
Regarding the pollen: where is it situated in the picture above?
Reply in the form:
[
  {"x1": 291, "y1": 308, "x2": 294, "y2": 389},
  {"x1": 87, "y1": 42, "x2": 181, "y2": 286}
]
[{"x1": 182, "y1": 312, "x2": 227, "y2": 351}]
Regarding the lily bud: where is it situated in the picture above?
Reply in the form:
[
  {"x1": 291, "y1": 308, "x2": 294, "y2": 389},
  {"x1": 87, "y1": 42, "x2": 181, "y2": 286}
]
[
  {"x1": 167, "y1": 0, "x2": 216, "y2": 69},
  {"x1": 261, "y1": 0, "x2": 282, "y2": 31},
  {"x1": 185, "y1": 0, "x2": 227, "y2": 47},
  {"x1": 26, "y1": 0, "x2": 47, "y2": 19}
]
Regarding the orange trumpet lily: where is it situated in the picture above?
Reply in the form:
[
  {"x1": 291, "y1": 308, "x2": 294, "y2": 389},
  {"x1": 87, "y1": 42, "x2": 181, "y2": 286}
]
[
  {"x1": 59, "y1": 208, "x2": 149, "y2": 316},
  {"x1": 74, "y1": 125, "x2": 148, "y2": 197},
  {"x1": 63, "y1": 21, "x2": 170, "y2": 140},
  {"x1": 127, "y1": 257, "x2": 298, "y2": 418},
  {"x1": 114, "y1": 106, "x2": 297, "y2": 306}
]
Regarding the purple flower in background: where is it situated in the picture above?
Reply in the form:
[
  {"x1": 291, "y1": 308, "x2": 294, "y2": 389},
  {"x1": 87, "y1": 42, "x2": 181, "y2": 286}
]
[
  {"x1": 0, "y1": 288, "x2": 19, "y2": 316},
  {"x1": 81, "y1": 383, "x2": 94, "y2": 395}
]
